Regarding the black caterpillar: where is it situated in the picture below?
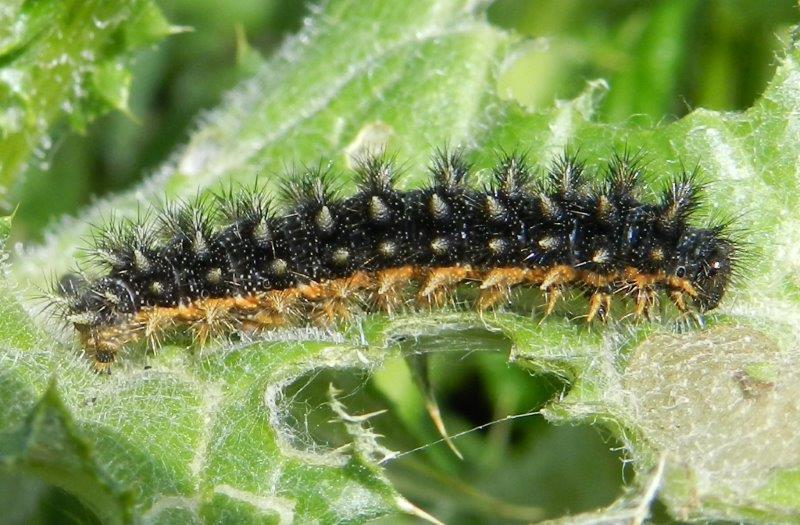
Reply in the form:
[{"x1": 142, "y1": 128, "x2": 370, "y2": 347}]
[{"x1": 54, "y1": 149, "x2": 737, "y2": 371}]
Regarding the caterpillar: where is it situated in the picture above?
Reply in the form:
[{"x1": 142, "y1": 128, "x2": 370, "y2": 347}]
[{"x1": 53, "y1": 148, "x2": 737, "y2": 372}]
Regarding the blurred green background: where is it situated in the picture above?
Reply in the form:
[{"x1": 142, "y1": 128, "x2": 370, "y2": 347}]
[{"x1": 8, "y1": 1, "x2": 797, "y2": 523}]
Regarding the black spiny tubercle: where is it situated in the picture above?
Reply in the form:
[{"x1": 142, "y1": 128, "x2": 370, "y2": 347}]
[{"x1": 53, "y1": 148, "x2": 738, "y2": 371}]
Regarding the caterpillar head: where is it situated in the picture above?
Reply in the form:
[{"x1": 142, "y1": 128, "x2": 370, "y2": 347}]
[{"x1": 673, "y1": 229, "x2": 735, "y2": 312}]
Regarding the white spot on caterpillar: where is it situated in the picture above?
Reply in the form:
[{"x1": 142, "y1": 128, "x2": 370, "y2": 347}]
[
  {"x1": 149, "y1": 281, "x2": 164, "y2": 295},
  {"x1": 592, "y1": 249, "x2": 610, "y2": 264},
  {"x1": 596, "y1": 195, "x2": 613, "y2": 218},
  {"x1": 207, "y1": 268, "x2": 223, "y2": 284},
  {"x1": 378, "y1": 240, "x2": 397, "y2": 257},
  {"x1": 270, "y1": 259, "x2": 288, "y2": 276},
  {"x1": 428, "y1": 194, "x2": 449, "y2": 220},
  {"x1": 315, "y1": 205, "x2": 334, "y2": 233},
  {"x1": 539, "y1": 194, "x2": 558, "y2": 219},
  {"x1": 430, "y1": 237, "x2": 449, "y2": 256},
  {"x1": 484, "y1": 195, "x2": 505, "y2": 221},
  {"x1": 253, "y1": 218, "x2": 270, "y2": 245},
  {"x1": 193, "y1": 229, "x2": 208, "y2": 255},
  {"x1": 488, "y1": 238, "x2": 506, "y2": 254},
  {"x1": 538, "y1": 236, "x2": 557, "y2": 250},
  {"x1": 332, "y1": 247, "x2": 350, "y2": 266},
  {"x1": 133, "y1": 249, "x2": 151, "y2": 272},
  {"x1": 369, "y1": 196, "x2": 389, "y2": 222}
]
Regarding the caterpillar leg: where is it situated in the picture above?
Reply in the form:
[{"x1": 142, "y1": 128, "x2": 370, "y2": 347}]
[
  {"x1": 669, "y1": 290, "x2": 688, "y2": 313},
  {"x1": 144, "y1": 309, "x2": 172, "y2": 351},
  {"x1": 634, "y1": 286, "x2": 656, "y2": 318},
  {"x1": 91, "y1": 349, "x2": 116, "y2": 374},
  {"x1": 540, "y1": 265, "x2": 576, "y2": 317},
  {"x1": 190, "y1": 302, "x2": 236, "y2": 346},
  {"x1": 79, "y1": 325, "x2": 129, "y2": 374},
  {"x1": 539, "y1": 265, "x2": 577, "y2": 291},
  {"x1": 374, "y1": 266, "x2": 416, "y2": 314},
  {"x1": 670, "y1": 289, "x2": 706, "y2": 328},
  {"x1": 239, "y1": 289, "x2": 301, "y2": 332},
  {"x1": 586, "y1": 291, "x2": 612, "y2": 322},
  {"x1": 543, "y1": 286, "x2": 563, "y2": 316},
  {"x1": 306, "y1": 272, "x2": 371, "y2": 326},
  {"x1": 418, "y1": 266, "x2": 471, "y2": 307},
  {"x1": 477, "y1": 268, "x2": 528, "y2": 310}
]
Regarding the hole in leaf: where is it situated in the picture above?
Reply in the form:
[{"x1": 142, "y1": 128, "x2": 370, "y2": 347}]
[{"x1": 280, "y1": 328, "x2": 628, "y2": 523}]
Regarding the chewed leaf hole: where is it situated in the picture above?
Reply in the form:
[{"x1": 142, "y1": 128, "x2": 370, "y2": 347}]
[{"x1": 279, "y1": 329, "x2": 629, "y2": 522}]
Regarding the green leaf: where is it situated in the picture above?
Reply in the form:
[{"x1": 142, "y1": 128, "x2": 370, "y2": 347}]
[
  {"x1": 124, "y1": 1, "x2": 190, "y2": 50},
  {"x1": 0, "y1": 0, "x2": 173, "y2": 190},
  {"x1": 0, "y1": 382, "x2": 134, "y2": 525},
  {"x1": 234, "y1": 24, "x2": 265, "y2": 79},
  {"x1": 6, "y1": 0, "x2": 800, "y2": 523},
  {"x1": 91, "y1": 59, "x2": 133, "y2": 115}
]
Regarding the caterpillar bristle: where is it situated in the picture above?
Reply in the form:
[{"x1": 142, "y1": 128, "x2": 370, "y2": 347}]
[
  {"x1": 605, "y1": 148, "x2": 647, "y2": 199},
  {"x1": 491, "y1": 150, "x2": 533, "y2": 196},
  {"x1": 658, "y1": 167, "x2": 705, "y2": 230},
  {"x1": 429, "y1": 146, "x2": 470, "y2": 189},
  {"x1": 280, "y1": 163, "x2": 341, "y2": 209},
  {"x1": 54, "y1": 146, "x2": 742, "y2": 372},
  {"x1": 547, "y1": 152, "x2": 587, "y2": 198},
  {"x1": 216, "y1": 183, "x2": 271, "y2": 225},
  {"x1": 353, "y1": 152, "x2": 400, "y2": 194}
]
